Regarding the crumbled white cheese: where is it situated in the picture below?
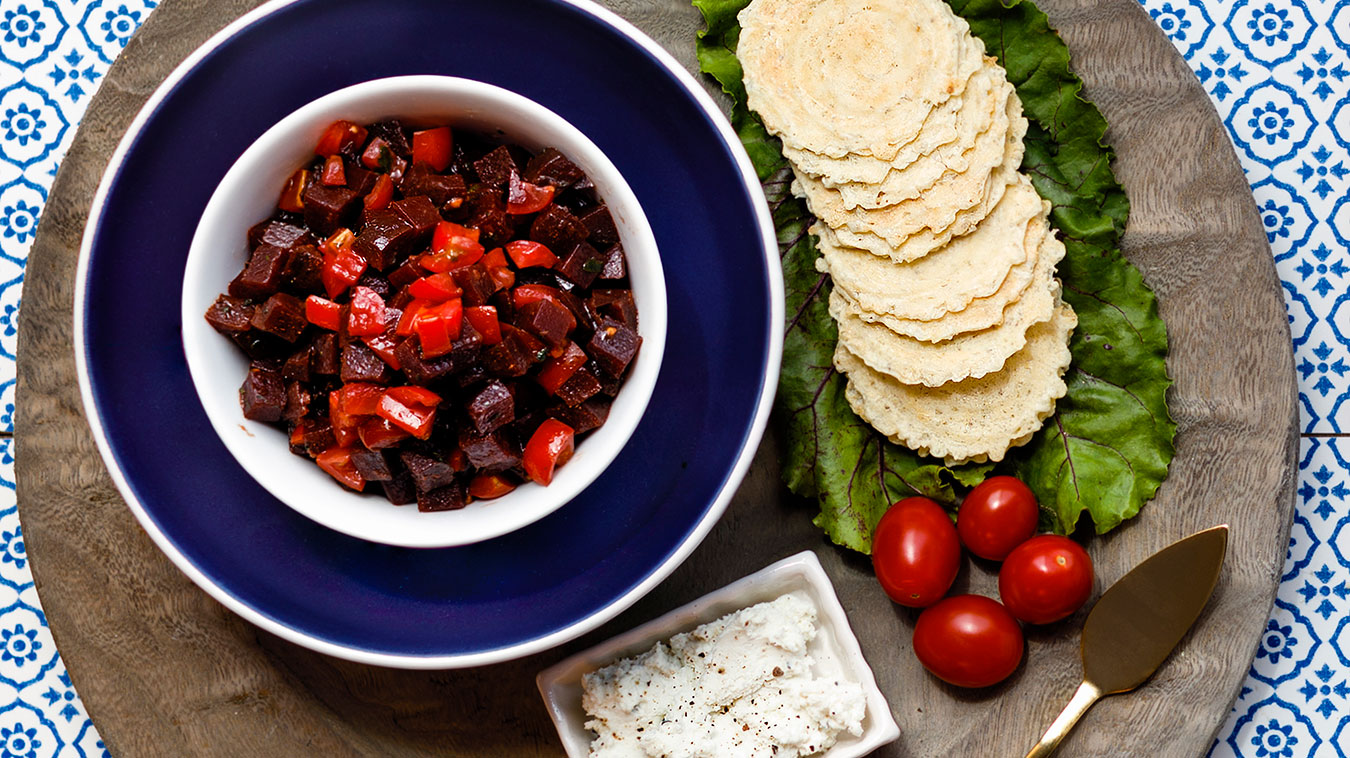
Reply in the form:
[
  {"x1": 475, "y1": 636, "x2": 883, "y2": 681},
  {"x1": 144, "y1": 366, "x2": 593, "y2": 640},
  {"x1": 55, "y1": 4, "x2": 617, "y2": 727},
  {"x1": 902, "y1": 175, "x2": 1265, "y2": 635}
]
[{"x1": 581, "y1": 593, "x2": 867, "y2": 758}]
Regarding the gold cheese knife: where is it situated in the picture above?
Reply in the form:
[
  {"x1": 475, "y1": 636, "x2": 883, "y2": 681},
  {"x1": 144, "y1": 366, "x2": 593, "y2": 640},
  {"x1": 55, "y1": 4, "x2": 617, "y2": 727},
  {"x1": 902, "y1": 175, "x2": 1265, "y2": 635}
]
[{"x1": 1025, "y1": 524, "x2": 1229, "y2": 758}]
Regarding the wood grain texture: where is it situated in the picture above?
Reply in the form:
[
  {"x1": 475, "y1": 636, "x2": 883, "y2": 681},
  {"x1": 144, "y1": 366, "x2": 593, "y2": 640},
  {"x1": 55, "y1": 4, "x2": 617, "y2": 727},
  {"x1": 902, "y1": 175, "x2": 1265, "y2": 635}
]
[{"x1": 15, "y1": 0, "x2": 1296, "y2": 756}]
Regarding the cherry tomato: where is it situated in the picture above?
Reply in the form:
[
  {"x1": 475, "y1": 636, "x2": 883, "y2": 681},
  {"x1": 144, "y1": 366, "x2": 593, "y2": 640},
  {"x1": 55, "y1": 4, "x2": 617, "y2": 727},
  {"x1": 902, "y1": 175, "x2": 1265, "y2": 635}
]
[
  {"x1": 999, "y1": 535, "x2": 1094, "y2": 624},
  {"x1": 957, "y1": 475, "x2": 1040, "y2": 561},
  {"x1": 913, "y1": 595, "x2": 1024, "y2": 688},
  {"x1": 872, "y1": 497, "x2": 961, "y2": 608}
]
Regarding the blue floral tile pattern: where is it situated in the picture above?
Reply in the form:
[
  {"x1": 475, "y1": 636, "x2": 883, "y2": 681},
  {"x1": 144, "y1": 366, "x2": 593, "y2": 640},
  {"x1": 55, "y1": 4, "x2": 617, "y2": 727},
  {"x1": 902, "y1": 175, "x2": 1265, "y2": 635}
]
[{"x1": 0, "y1": 0, "x2": 1347, "y2": 754}]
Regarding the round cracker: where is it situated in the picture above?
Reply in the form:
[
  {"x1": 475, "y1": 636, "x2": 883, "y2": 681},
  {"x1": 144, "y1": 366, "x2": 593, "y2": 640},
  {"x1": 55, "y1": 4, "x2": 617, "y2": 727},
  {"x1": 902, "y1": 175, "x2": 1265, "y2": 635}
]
[
  {"x1": 835, "y1": 304, "x2": 1077, "y2": 464},
  {"x1": 827, "y1": 161, "x2": 1020, "y2": 262},
  {"x1": 738, "y1": 0, "x2": 984, "y2": 159},
  {"x1": 829, "y1": 258, "x2": 1059, "y2": 387},
  {"x1": 795, "y1": 93, "x2": 1027, "y2": 239},
  {"x1": 815, "y1": 75, "x2": 1013, "y2": 209},
  {"x1": 839, "y1": 215, "x2": 1064, "y2": 343},
  {"x1": 817, "y1": 175, "x2": 1045, "y2": 322},
  {"x1": 781, "y1": 61, "x2": 1005, "y2": 188}
]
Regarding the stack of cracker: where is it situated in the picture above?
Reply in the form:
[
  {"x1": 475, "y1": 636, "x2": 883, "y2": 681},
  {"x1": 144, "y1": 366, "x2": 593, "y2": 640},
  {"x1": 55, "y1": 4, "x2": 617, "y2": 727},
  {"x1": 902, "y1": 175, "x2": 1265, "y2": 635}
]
[{"x1": 738, "y1": 0, "x2": 1077, "y2": 464}]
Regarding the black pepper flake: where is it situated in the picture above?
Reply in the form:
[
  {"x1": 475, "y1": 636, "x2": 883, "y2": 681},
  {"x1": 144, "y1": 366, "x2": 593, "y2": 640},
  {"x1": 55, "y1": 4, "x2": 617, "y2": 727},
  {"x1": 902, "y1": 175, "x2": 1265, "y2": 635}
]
[{"x1": 772, "y1": 666, "x2": 784, "y2": 677}]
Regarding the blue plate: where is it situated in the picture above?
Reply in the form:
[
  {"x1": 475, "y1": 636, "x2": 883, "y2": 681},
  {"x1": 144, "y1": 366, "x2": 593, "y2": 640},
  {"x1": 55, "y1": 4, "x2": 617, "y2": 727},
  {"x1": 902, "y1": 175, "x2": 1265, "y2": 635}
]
[{"x1": 74, "y1": 0, "x2": 780, "y2": 668}]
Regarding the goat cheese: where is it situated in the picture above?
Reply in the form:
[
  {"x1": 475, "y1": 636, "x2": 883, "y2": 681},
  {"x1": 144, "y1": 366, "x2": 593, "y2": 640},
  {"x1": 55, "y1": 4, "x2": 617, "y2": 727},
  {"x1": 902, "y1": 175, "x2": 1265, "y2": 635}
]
[{"x1": 581, "y1": 593, "x2": 867, "y2": 758}]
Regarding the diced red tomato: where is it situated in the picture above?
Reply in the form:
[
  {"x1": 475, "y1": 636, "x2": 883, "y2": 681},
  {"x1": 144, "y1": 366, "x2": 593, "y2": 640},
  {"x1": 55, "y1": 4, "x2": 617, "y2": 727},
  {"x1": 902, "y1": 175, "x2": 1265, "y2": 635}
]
[
  {"x1": 468, "y1": 473, "x2": 517, "y2": 500},
  {"x1": 513, "y1": 283, "x2": 565, "y2": 310},
  {"x1": 364, "y1": 174, "x2": 394, "y2": 211},
  {"x1": 316, "y1": 447, "x2": 366, "y2": 491},
  {"x1": 357, "y1": 416, "x2": 410, "y2": 449},
  {"x1": 537, "y1": 342, "x2": 587, "y2": 394},
  {"x1": 414, "y1": 298, "x2": 463, "y2": 357},
  {"x1": 346, "y1": 286, "x2": 386, "y2": 337},
  {"x1": 337, "y1": 382, "x2": 385, "y2": 415},
  {"x1": 386, "y1": 385, "x2": 442, "y2": 407},
  {"x1": 316, "y1": 120, "x2": 368, "y2": 157},
  {"x1": 507, "y1": 178, "x2": 556, "y2": 215},
  {"x1": 289, "y1": 423, "x2": 307, "y2": 449},
  {"x1": 522, "y1": 419, "x2": 575, "y2": 486},
  {"x1": 361, "y1": 137, "x2": 393, "y2": 170},
  {"x1": 321, "y1": 246, "x2": 367, "y2": 299},
  {"x1": 487, "y1": 266, "x2": 516, "y2": 292},
  {"x1": 321, "y1": 154, "x2": 346, "y2": 186},
  {"x1": 412, "y1": 126, "x2": 453, "y2": 171},
  {"x1": 408, "y1": 273, "x2": 463, "y2": 301},
  {"x1": 377, "y1": 386, "x2": 442, "y2": 439},
  {"x1": 505, "y1": 239, "x2": 557, "y2": 268},
  {"x1": 362, "y1": 332, "x2": 402, "y2": 370},
  {"x1": 278, "y1": 169, "x2": 308, "y2": 212},
  {"x1": 482, "y1": 247, "x2": 509, "y2": 269},
  {"x1": 304, "y1": 295, "x2": 341, "y2": 330},
  {"x1": 320, "y1": 227, "x2": 356, "y2": 257},
  {"x1": 396, "y1": 299, "x2": 431, "y2": 336},
  {"x1": 465, "y1": 305, "x2": 501, "y2": 345},
  {"x1": 422, "y1": 221, "x2": 485, "y2": 272}
]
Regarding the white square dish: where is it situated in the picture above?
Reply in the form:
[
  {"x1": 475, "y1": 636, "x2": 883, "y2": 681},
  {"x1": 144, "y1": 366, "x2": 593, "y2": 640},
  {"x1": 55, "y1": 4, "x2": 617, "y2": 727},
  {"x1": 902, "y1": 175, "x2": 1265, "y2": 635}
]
[{"x1": 536, "y1": 550, "x2": 900, "y2": 758}]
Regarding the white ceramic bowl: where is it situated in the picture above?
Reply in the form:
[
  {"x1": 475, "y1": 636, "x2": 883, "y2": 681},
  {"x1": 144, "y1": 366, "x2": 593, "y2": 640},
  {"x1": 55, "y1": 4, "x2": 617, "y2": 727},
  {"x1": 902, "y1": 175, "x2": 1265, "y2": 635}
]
[
  {"x1": 181, "y1": 75, "x2": 666, "y2": 549},
  {"x1": 537, "y1": 551, "x2": 900, "y2": 758}
]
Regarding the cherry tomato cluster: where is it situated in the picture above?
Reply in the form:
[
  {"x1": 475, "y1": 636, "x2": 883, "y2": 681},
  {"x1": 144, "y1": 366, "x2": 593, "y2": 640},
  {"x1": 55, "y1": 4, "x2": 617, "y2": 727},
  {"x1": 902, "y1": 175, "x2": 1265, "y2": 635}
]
[{"x1": 871, "y1": 476, "x2": 1094, "y2": 689}]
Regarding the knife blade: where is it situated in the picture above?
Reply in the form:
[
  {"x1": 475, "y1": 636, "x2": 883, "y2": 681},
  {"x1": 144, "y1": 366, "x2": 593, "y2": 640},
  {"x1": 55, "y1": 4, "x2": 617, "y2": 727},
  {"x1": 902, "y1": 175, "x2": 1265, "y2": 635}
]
[{"x1": 1024, "y1": 524, "x2": 1229, "y2": 758}]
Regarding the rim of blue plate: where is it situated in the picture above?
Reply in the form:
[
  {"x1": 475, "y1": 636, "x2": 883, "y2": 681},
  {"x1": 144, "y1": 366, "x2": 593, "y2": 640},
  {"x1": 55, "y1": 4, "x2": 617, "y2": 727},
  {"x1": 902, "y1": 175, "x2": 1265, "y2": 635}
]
[{"x1": 72, "y1": 0, "x2": 782, "y2": 668}]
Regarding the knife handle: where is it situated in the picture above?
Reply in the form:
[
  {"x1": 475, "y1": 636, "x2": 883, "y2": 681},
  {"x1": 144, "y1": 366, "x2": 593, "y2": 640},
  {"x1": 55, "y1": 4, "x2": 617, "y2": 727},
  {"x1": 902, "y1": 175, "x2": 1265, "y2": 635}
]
[{"x1": 1025, "y1": 680, "x2": 1103, "y2": 758}]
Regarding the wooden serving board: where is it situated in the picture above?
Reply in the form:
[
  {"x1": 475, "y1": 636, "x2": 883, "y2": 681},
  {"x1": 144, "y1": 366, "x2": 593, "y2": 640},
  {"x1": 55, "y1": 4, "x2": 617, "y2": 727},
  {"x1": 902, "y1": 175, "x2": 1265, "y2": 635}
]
[{"x1": 16, "y1": 0, "x2": 1296, "y2": 755}]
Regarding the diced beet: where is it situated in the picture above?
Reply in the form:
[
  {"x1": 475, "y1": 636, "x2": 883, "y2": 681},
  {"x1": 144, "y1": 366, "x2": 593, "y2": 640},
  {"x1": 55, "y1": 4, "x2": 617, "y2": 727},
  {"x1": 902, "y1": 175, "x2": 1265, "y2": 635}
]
[
  {"x1": 310, "y1": 332, "x2": 339, "y2": 375},
  {"x1": 589, "y1": 289, "x2": 638, "y2": 330},
  {"x1": 468, "y1": 187, "x2": 515, "y2": 247},
  {"x1": 556, "y1": 368, "x2": 602, "y2": 408},
  {"x1": 281, "y1": 349, "x2": 311, "y2": 382},
  {"x1": 228, "y1": 244, "x2": 290, "y2": 299},
  {"x1": 588, "y1": 318, "x2": 641, "y2": 377},
  {"x1": 387, "y1": 259, "x2": 423, "y2": 290},
  {"x1": 353, "y1": 209, "x2": 417, "y2": 271},
  {"x1": 204, "y1": 294, "x2": 255, "y2": 334},
  {"x1": 390, "y1": 195, "x2": 441, "y2": 239},
  {"x1": 523, "y1": 147, "x2": 584, "y2": 189},
  {"x1": 240, "y1": 364, "x2": 285, "y2": 422},
  {"x1": 555, "y1": 240, "x2": 604, "y2": 289},
  {"x1": 303, "y1": 417, "x2": 337, "y2": 457},
  {"x1": 517, "y1": 298, "x2": 575, "y2": 349},
  {"x1": 455, "y1": 362, "x2": 489, "y2": 389},
  {"x1": 368, "y1": 120, "x2": 412, "y2": 158},
  {"x1": 577, "y1": 205, "x2": 620, "y2": 247},
  {"x1": 400, "y1": 163, "x2": 468, "y2": 206},
  {"x1": 382, "y1": 470, "x2": 417, "y2": 505},
  {"x1": 283, "y1": 381, "x2": 311, "y2": 421},
  {"x1": 557, "y1": 287, "x2": 594, "y2": 334},
  {"x1": 468, "y1": 380, "x2": 514, "y2": 434},
  {"x1": 599, "y1": 244, "x2": 627, "y2": 280},
  {"x1": 451, "y1": 263, "x2": 495, "y2": 307},
  {"x1": 229, "y1": 329, "x2": 292, "y2": 361},
  {"x1": 549, "y1": 396, "x2": 612, "y2": 434},
  {"x1": 458, "y1": 429, "x2": 520, "y2": 472},
  {"x1": 355, "y1": 271, "x2": 391, "y2": 299},
  {"x1": 590, "y1": 359, "x2": 623, "y2": 396},
  {"x1": 248, "y1": 219, "x2": 313, "y2": 251},
  {"x1": 281, "y1": 243, "x2": 325, "y2": 294},
  {"x1": 399, "y1": 450, "x2": 457, "y2": 493},
  {"x1": 301, "y1": 182, "x2": 360, "y2": 236},
  {"x1": 418, "y1": 481, "x2": 467, "y2": 512},
  {"x1": 340, "y1": 341, "x2": 393, "y2": 384},
  {"x1": 484, "y1": 336, "x2": 533, "y2": 378},
  {"x1": 345, "y1": 164, "x2": 378, "y2": 196},
  {"x1": 350, "y1": 448, "x2": 393, "y2": 481},
  {"x1": 250, "y1": 292, "x2": 307, "y2": 342},
  {"x1": 530, "y1": 203, "x2": 589, "y2": 253},
  {"x1": 473, "y1": 145, "x2": 518, "y2": 189},
  {"x1": 451, "y1": 317, "x2": 485, "y2": 357},
  {"x1": 394, "y1": 337, "x2": 454, "y2": 384}
]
